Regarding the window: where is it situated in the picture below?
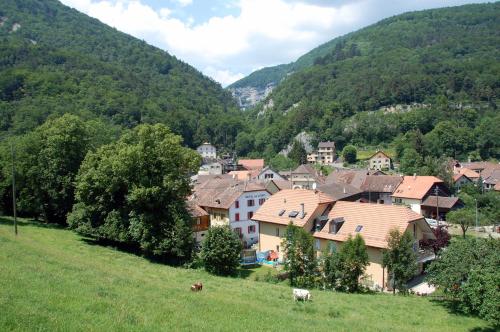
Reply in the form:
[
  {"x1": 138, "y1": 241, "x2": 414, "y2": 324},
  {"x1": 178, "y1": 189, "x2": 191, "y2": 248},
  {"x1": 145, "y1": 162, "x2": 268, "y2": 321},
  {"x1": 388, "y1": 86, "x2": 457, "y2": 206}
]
[
  {"x1": 276, "y1": 245, "x2": 280, "y2": 253},
  {"x1": 276, "y1": 227, "x2": 280, "y2": 236},
  {"x1": 315, "y1": 239, "x2": 320, "y2": 250},
  {"x1": 394, "y1": 198, "x2": 403, "y2": 204},
  {"x1": 248, "y1": 225, "x2": 256, "y2": 234},
  {"x1": 234, "y1": 227, "x2": 242, "y2": 236},
  {"x1": 258, "y1": 198, "x2": 266, "y2": 205},
  {"x1": 355, "y1": 225, "x2": 363, "y2": 232},
  {"x1": 235, "y1": 200, "x2": 239, "y2": 208},
  {"x1": 265, "y1": 173, "x2": 273, "y2": 179},
  {"x1": 235, "y1": 213, "x2": 240, "y2": 221},
  {"x1": 247, "y1": 211, "x2": 253, "y2": 219},
  {"x1": 196, "y1": 219, "x2": 201, "y2": 225},
  {"x1": 247, "y1": 199, "x2": 255, "y2": 207}
]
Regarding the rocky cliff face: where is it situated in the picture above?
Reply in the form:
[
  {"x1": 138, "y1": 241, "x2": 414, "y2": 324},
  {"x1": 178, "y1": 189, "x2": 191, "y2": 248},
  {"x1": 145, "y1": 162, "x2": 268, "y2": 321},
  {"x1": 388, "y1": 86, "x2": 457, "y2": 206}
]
[{"x1": 228, "y1": 84, "x2": 275, "y2": 110}]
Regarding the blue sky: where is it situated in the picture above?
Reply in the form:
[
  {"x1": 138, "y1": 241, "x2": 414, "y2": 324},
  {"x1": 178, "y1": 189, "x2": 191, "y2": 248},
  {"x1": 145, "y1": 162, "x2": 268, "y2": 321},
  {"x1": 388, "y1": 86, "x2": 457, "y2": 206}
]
[{"x1": 61, "y1": 0, "x2": 488, "y2": 86}]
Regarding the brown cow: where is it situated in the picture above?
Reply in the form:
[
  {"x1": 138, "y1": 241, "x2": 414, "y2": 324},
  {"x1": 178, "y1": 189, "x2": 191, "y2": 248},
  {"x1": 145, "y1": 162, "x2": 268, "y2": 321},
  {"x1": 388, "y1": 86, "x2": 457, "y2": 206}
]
[{"x1": 191, "y1": 282, "x2": 203, "y2": 292}]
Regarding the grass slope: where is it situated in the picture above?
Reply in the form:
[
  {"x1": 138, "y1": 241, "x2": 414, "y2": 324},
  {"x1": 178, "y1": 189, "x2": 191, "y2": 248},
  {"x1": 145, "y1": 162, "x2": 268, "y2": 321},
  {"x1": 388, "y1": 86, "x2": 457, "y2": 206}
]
[{"x1": 0, "y1": 217, "x2": 492, "y2": 331}]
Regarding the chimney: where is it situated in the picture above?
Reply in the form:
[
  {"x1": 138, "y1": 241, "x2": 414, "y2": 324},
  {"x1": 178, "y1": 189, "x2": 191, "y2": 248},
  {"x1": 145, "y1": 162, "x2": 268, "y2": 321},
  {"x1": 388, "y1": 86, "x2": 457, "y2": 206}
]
[
  {"x1": 300, "y1": 203, "x2": 305, "y2": 218},
  {"x1": 343, "y1": 187, "x2": 346, "y2": 194},
  {"x1": 247, "y1": 173, "x2": 251, "y2": 181},
  {"x1": 413, "y1": 173, "x2": 417, "y2": 180}
]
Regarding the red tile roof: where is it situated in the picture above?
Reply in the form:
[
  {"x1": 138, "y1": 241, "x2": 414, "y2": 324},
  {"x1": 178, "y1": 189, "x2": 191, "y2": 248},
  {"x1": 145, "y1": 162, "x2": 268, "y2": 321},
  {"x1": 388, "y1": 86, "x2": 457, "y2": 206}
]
[
  {"x1": 252, "y1": 189, "x2": 335, "y2": 227},
  {"x1": 392, "y1": 176, "x2": 443, "y2": 200},
  {"x1": 313, "y1": 201, "x2": 427, "y2": 249},
  {"x1": 238, "y1": 159, "x2": 265, "y2": 170}
]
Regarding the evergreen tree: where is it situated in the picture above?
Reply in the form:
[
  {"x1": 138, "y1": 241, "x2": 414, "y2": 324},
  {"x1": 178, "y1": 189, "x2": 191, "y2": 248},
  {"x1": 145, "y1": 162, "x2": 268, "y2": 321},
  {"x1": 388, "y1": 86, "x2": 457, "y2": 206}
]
[{"x1": 288, "y1": 140, "x2": 308, "y2": 165}]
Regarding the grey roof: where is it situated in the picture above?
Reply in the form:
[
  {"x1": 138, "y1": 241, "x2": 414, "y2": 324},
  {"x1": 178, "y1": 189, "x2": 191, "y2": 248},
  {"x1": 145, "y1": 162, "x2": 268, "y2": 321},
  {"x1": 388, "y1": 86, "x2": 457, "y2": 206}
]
[
  {"x1": 317, "y1": 182, "x2": 363, "y2": 201},
  {"x1": 421, "y1": 196, "x2": 462, "y2": 209},
  {"x1": 360, "y1": 175, "x2": 404, "y2": 193},
  {"x1": 318, "y1": 141, "x2": 335, "y2": 148}
]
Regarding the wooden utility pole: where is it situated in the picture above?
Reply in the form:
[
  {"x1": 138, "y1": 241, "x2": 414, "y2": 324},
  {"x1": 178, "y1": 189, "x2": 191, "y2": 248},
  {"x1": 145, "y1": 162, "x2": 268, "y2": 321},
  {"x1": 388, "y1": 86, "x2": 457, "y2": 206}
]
[
  {"x1": 11, "y1": 142, "x2": 18, "y2": 236},
  {"x1": 435, "y1": 187, "x2": 439, "y2": 227}
]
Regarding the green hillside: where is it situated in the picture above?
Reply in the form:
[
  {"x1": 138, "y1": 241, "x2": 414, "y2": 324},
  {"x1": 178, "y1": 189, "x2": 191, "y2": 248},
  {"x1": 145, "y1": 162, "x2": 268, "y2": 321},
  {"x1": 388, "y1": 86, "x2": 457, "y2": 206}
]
[
  {"x1": 0, "y1": 0, "x2": 243, "y2": 148},
  {"x1": 235, "y1": 3, "x2": 499, "y2": 162},
  {"x1": 0, "y1": 217, "x2": 493, "y2": 331}
]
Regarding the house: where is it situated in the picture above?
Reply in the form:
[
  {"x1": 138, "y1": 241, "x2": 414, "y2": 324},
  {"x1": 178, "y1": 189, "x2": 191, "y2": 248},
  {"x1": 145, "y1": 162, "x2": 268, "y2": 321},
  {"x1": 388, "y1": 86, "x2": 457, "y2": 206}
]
[
  {"x1": 196, "y1": 142, "x2": 217, "y2": 159},
  {"x1": 359, "y1": 175, "x2": 403, "y2": 204},
  {"x1": 326, "y1": 170, "x2": 400, "y2": 204},
  {"x1": 460, "y1": 161, "x2": 500, "y2": 178},
  {"x1": 290, "y1": 164, "x2": 326, "y2": 189},
  {"x1": 420, "y1": 196, "x2": 464, "y2": 220},
  {"x1": 368, "y1": 151, "x2": 392, "y2": 171},
  {"x1": 187, "y1": 201, "x2": 210, "y2": 244},
  {"x1": 191, "y1": 177, "x2": 270, "y2": 247},
  {"x1": 198, "y1": 161, "x2": 223, "y2": 175},
  {"x1": 307, "y1": 141, "x2": 336, "y2": 165},
  {"x1": 238, "y1": 159, "x2": 265, "y2": 171},
  {"x1": 257, "y1": 166, "x2": 285, "y2": 181},
  {"x1": 454, "y1": 167, "x2": 480, "y2": 183},
  {"x1": 483, "y1": 169, "x2": 500, "y2": 191},
  {"x1": 453, "y1": 173, "x2": 473, "y2": 191},
  {"x1": 313, "y1": 201, "x2": 435, "y2": 290},
  {"x1": 252, "y1": 189, "x2": 336, "y2": 260},
  {"x1": 316, "y1": 182, "x2": 363, "y2": 202},
  {"x1": 392, "y1": 176, "x2": 451, "y2": 217},
  {"x1": 228, "y1": 170, "x2": 260, "y2": 181}
]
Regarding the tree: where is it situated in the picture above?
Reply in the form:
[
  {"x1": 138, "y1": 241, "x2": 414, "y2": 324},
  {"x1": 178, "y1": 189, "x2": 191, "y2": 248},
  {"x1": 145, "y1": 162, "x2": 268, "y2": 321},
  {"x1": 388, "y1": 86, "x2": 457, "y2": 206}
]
[
  {"x1": 268, "y1": 154, "x2": 298, "y2": 171},
  {"x1": 446, "y1": 208, "x2": 475, "y2": 238},
  {"x1": 419, "y1": 225, "x2": 451, "y2": 255},
  {"x1": 342, "y1": 145, "x2": 357, "y2": 164},
  {"x1": 426, "y1": 238, "x2": 499, "y2": 325},
  {"x1": 68, "y1": 124, "x2": 200, "y2": 262},
  {"x1": 399, "y1": 148, "x2": 422, "y2": 175},
  {"x1": 322, "y1": 234, "x2": 369, "y2": 292},
  {"x1": 283, "y1": 223, "x2": 317, "y2": 288},
  {"x1": 383, "y1": 229, "x2": 417, "y2": 294},
  {"x1": 288, "y1": 140, "x2": 307, "y2": 165},
  {"x1": 201, "y1": 225, "x2": 242, "y2": 276}
]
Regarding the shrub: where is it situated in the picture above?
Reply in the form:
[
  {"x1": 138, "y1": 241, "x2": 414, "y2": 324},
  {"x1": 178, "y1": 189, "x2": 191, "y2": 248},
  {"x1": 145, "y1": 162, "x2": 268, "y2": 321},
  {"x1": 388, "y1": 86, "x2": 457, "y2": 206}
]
[{"x1": 201, "y1": 225, "x2": 242, "y2": 276}]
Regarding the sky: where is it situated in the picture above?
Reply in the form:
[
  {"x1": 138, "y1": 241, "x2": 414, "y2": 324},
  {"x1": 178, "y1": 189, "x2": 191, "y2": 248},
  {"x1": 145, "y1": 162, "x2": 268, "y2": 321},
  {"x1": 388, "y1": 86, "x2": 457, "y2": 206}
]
[{"x1": 60, "y1": 0, "x2": 487, "y2": 87}]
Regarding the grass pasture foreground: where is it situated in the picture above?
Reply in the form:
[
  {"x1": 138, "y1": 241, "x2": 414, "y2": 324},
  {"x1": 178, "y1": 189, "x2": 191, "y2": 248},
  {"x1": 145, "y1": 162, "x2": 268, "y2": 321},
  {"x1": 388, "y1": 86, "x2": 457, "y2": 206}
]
[{"x1": 0, "y1": 217, "x2": 493, "y2": 331}]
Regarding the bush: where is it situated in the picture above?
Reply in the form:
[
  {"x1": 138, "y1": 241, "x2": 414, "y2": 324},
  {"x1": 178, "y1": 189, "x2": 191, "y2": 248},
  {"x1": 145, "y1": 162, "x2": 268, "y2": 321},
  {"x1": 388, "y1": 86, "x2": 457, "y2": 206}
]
[
  {"x1": 426, "y1": 237, "x2": 499, "y2": 325},
  {"x1": 342, "y1": 145, "x2": 357, "y2": 164},
  {"x1": 201, "y1": 225, "x2": 242, "y2": 276}
]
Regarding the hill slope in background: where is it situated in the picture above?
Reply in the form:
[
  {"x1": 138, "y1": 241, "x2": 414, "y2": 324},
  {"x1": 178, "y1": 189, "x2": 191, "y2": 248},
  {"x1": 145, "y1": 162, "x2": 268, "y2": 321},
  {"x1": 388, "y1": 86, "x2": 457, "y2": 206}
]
[
  {"x1": 234, "y1": 3, "x2": 499, "y2": 159},
  {"x1": 0, "y1": 0, "x2": 244, "y2": 148}
]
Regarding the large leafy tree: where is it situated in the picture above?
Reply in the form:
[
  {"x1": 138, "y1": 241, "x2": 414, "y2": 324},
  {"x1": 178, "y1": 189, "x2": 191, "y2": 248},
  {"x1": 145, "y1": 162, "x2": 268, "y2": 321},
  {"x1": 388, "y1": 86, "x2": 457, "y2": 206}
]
[
  {"x1": 446, "y1": 208, "x2": 475, "y2": 238},
  {"x1": 283, "y1": 223, "x2": 317, "y2": 288},
  {"x1": 342, "y1": 145, "x2": 357, "y2": 164},
  {"x1": 68, "y1": 124, "x2": 200, "y2": 262},
  {"x1": 383, "y1": 229, "x2": 418, "y2": 294},
  {"x1": 322, "y1": 234, "x2": 369, "y2": 292},
  {"x1": 0, "y1": 114, "x2": 108, "y2": 224},
  {"x1": 201, "y1": 225, "x2": 243, "y2": 276},
  {"x1": 426, "y1": 238, "x2": 499, "y2": 325}
]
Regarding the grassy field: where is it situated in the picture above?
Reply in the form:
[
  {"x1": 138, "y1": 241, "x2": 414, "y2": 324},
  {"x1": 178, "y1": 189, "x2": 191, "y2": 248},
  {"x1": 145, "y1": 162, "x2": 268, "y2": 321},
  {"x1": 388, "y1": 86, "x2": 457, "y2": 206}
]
[
  {"x1": 357, "y1": 148, "x2": 396, "y2": 161},
  {"x1": 0, "y1": 217, "x2": 493, "y2": 331}
]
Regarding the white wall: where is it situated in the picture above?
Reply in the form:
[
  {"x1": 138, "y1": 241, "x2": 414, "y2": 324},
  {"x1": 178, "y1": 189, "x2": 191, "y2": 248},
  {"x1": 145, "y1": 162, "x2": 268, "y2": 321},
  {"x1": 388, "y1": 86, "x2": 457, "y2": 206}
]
[
  {"x1": 229, "y1": 190, "x2": 270, "y2": 246},
  {"x1": 257, "y1": 169, "x2": 283, "y2": 181}
]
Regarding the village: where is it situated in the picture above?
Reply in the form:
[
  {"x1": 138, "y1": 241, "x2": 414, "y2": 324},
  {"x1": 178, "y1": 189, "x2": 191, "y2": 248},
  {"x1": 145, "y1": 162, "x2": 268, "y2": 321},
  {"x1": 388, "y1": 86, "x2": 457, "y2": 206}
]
[{"x1": 189, "y1": 141, "x2": 500, "y2": 292}]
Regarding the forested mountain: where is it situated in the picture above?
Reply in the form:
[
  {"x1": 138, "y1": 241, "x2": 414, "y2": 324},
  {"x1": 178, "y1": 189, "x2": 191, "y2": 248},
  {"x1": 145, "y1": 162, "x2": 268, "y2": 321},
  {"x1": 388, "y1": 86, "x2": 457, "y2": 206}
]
[
  {"x1": 0, "y1": 0, "x2": 244, "y2": 148},
  {"x1": 235, "y1": 3, "x2": 499, "y2": 163}
]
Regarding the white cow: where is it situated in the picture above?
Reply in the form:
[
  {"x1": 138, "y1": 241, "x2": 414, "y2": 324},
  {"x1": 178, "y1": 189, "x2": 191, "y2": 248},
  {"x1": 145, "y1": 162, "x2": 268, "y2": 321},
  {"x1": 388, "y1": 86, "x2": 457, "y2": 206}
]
[{"x1": 293, "y1": 288, "x2": 311, "y2": 301}]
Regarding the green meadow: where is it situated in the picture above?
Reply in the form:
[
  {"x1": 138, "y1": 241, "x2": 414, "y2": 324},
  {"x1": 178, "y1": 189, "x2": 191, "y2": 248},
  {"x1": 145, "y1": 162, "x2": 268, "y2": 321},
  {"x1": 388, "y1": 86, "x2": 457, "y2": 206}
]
[{"x1": 0, "y1": 217, "x2": 493, "y2": 331}]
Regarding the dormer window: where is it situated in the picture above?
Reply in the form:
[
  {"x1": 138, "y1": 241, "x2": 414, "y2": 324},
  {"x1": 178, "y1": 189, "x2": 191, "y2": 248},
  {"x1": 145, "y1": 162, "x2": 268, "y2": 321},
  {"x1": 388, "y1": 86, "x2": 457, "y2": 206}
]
[{"x1": 329, "y1": 217, "x2": 345, "y2": 234}]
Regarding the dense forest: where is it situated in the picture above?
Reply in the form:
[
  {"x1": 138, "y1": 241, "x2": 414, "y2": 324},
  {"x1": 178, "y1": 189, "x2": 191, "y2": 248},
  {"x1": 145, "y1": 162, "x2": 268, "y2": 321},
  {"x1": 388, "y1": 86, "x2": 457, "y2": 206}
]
[
  {"x1": 0, "y1": 0, "x2": 245, "y2": 148},
  {"x1": 235, "y1": 3, "x2": 499, "y2": 165}
]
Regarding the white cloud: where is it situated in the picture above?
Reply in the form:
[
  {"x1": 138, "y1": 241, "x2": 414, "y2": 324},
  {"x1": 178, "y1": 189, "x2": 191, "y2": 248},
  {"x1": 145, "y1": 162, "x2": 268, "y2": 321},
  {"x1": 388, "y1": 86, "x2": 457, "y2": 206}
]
[
  {"x1": 60, "y1": 0, "x2": 487, "y2": 86},
  {"x1": 174, "y1": 0, "x2": 193, "y2": 7}
]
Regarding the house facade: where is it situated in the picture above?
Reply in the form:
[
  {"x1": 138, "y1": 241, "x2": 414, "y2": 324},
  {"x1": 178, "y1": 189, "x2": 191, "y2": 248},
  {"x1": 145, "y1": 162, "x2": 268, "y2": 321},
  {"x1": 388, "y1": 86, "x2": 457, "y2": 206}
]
[
  {"x1": 257, "y1": 166, "x2": 285, "y2": 181},
  {"x1": 187, "y1": 202, "x2": 210, "y2": 244},
  {"x1": 313, "y1": 202, "x2": 435, "y2": 290},
  {"x1": 196, "y1": 142, "x2": 217, "y2": 159},
  {"x1": 392, "y1": 176, "x2": 451, "y2": 217},
  {"x1": 198, "y1": 161, "x2": 223, "y2": 175},
  {"x1": 368, "y1": 151, "x2": 392, "y2": 171},
  {"x1": 290, "y1": 164, "x2": 325, "y2": 189},
  {"x1": 192, "y1": 177, "x2": 270, "y2": 247},
  {"x1": 307, "y1": 141, "x2": 336, "y2": 165}
]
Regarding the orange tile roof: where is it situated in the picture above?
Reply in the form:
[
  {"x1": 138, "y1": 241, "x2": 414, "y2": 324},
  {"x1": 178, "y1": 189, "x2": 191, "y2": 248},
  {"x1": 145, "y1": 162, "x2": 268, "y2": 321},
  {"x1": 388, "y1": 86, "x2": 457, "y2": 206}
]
[
  {"x1": 228, "y1": 170, "x2": 260, "y2": 180},
  {"x1": 455, "y1": 167, "x2": 480, "y2": 179},
  {"x1": 495, "y1": 182, "x2": 500, "y2": 191},
  {"x1": 238, "y1": 159, "x2": 265, "y2": 170},
  {"x1": 252, "y1": 189, "x2": 335, "y2": 227},
  {"x1": 392, "y1": 176, "x2": 443, "y2": 200},
  {"x1": 313, "y1": 201, "x2": 426, "y2": 249}
]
